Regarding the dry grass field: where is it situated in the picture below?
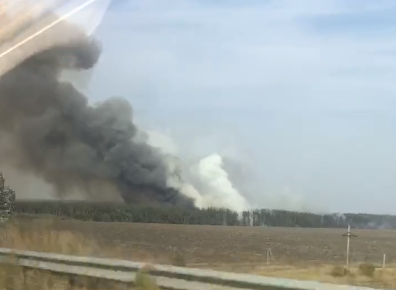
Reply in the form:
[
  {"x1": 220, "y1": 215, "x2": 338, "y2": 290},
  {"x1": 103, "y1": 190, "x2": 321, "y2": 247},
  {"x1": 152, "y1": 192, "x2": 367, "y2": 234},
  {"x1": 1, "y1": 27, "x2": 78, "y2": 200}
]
[
  {"x1": 0, "y1": 219, "x2": 144, "y2": 290},
  {"x1": 3, "y1": 216, "x2": 396, "y2": 289}
]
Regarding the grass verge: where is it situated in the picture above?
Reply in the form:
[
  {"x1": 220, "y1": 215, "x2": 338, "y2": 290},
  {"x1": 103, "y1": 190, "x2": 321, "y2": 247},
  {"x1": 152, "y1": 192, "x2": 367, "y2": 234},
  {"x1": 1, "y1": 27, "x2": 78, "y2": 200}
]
[
  {"x1": 0, "y1": 218, "x2": 140, "y2": 289},
  {"x1": 251, "y1": 263, "x2": 396, "y2": 289}
]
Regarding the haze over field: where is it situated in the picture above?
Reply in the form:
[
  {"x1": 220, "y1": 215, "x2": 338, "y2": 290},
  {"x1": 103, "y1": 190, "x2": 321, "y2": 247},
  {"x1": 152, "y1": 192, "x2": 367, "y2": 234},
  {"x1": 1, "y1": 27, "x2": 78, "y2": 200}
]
[{"x1": 1, "y1": 0, "x2": 396, "y2": 214}]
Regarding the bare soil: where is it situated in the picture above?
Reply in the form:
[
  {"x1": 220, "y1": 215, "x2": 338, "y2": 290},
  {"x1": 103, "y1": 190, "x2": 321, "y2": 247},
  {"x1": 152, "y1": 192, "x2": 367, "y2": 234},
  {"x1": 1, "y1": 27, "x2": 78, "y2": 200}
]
[
  {"x1": 6, "y1": 217, "x2": 396, "y2": 289},
  {"x1": 36, "y1": 219, "x2": 396, "y2": 266}
]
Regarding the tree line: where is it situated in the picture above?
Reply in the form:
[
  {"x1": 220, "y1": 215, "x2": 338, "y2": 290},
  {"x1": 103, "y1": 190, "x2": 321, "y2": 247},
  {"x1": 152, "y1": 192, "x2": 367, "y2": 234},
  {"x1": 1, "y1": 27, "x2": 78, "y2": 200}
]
[{"x1": 13, "y1": 200, "x2": 396, "y2": 229}]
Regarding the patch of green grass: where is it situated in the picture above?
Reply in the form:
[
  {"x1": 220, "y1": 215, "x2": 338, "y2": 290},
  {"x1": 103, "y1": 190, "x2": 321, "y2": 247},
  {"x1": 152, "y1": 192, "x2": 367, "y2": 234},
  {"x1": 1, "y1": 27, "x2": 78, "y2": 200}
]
[
  {"x1": 170, "y1": 251, "x2": 186, "y2": 267},
  {"x1": 358, "y1": 263, "x2": 376, "y2": 277},
  {"x1": 135, "y1": 271, "x2": 159, "y2": 290},
  {"x1": 330, "y1": 265, "x2": 349, "y2": 277}
]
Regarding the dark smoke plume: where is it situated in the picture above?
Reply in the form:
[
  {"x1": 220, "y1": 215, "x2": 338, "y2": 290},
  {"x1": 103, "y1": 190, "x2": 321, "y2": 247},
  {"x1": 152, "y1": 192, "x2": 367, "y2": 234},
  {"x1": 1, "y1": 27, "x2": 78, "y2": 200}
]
[{"x1": 0, "y1": 17, "x2": 193, "y2": 207}]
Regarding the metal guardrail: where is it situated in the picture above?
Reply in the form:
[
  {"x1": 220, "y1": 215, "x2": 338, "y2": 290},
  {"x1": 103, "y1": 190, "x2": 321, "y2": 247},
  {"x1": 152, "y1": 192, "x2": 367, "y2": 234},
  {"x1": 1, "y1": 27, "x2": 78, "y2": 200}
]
[{"x1": 0, "y1": 248, "x2": 385, "y2": 290}]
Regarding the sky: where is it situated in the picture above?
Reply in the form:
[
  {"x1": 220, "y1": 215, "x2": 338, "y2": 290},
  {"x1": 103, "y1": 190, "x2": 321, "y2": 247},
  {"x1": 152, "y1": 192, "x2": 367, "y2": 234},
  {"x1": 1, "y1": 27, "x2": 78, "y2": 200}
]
[{"x1": 72, "y1": 0, "x2": 396, "y2": 214}]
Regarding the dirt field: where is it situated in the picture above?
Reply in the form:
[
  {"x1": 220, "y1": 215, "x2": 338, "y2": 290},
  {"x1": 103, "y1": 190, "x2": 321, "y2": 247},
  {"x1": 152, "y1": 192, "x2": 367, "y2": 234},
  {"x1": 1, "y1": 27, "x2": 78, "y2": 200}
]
[
  {"x1": 43, "y1": 219, "x2": 396, "y2": 266},
  {"x1": 8, "y1": 217, "x2": 396, "y2": 289}
]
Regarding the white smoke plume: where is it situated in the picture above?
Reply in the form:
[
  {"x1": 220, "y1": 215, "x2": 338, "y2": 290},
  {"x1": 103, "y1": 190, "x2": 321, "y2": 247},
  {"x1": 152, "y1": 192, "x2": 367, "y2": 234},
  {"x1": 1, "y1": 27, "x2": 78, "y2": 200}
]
[
  {"x1": 161, "y1": 153, "x2": 251, "y2": 211},
  {"x1": 192, "y1": 154, "x2": 251, "y2": 212},
  {"x1": 143, "y1": 129, "x2": 331, "y2": 213},
  {"x1": 143, "y1": 130, "x2": 251, "y2": 212}
]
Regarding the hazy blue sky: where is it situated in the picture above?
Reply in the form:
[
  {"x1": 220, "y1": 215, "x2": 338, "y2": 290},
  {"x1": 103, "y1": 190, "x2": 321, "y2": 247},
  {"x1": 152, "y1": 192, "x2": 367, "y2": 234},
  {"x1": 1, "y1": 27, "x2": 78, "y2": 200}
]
[{"x1": 85, "y1": 0, "x2": 396, "y2": 214}]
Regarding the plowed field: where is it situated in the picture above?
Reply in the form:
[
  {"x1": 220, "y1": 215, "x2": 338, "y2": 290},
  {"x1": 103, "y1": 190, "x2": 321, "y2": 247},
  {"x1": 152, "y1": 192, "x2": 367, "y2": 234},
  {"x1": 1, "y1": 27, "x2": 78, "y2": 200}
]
[{"x1": 46, "y1": 220, "x2": 396, "y2": 266}]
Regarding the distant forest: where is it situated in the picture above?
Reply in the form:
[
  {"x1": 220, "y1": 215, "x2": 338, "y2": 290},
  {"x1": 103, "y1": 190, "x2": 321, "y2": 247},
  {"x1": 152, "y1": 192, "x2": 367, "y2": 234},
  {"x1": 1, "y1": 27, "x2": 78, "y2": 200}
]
[{"x1": 13, "y1": 200, "x2": 396, "y2": 229}]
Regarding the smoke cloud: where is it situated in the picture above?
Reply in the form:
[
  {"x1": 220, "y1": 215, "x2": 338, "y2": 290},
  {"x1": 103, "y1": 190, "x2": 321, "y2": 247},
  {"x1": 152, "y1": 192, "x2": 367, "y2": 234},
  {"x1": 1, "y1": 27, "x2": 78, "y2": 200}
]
[
  {"x1": 144, "y1": 131, "x2": 252, "y2": 212},
  {"x1": 162, "y1": 153, "x2": 251, "y2": 212},
  {"x1": 145, "y1": 129, "x2": 330, "y2": 213},
  {"x1": 0, "y1": 7, "x2": 326, "y2": 213},
  {"x1": 191, "y1": 154, "x2": 251, "y2": 211},
  {"x1": 0, "y1": 14, "x2": 193, "y2": 207}
]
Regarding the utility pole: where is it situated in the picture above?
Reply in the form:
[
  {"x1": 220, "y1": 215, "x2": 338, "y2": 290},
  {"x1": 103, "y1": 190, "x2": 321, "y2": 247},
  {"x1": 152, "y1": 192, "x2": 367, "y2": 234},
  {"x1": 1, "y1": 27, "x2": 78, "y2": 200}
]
[
  {"x1": 266, "y1": 238, "x2": 275, "y2": 265},
  {"x1": 383, "y1": 253, "x2": 386, "y2": 269},
  {"x1": 342, "y1": 224, "x2": 357, "y2": 269}
]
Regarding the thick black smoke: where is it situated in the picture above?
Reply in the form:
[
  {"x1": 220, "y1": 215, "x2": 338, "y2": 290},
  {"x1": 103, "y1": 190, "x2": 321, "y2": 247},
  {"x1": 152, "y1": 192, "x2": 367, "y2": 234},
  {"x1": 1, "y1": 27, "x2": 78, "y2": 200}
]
[{"x1": 0, "y1": 24, "x2": 193, "y2": 207}]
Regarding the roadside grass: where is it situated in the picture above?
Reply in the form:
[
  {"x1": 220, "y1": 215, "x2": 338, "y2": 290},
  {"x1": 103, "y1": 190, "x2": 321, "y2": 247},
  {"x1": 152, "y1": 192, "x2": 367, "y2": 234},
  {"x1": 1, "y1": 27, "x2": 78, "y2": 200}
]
[{"x1": 0, "y1": 218, "x2": 144, "y2": 289}]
